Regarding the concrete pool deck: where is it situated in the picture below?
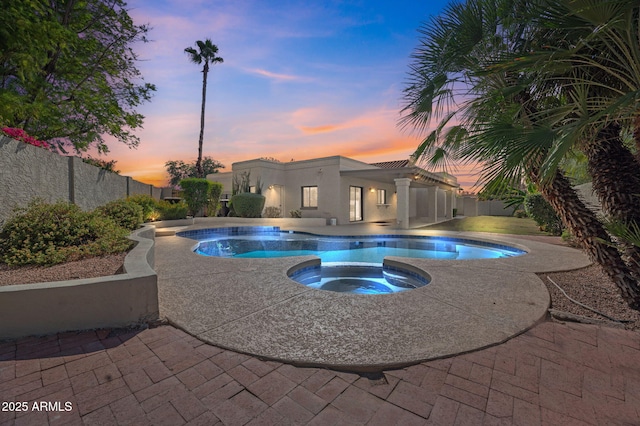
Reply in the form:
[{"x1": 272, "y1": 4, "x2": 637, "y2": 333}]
[{"x1": 154, "y1": 219, "x2": 591, "y2": 371}]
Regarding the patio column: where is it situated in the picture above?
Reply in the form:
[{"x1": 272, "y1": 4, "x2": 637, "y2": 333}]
[
  {"x1": 394, "y1": 178, "x2": 411, "y2": 229},
  {"x1": 427, "y1": 186, "x2": 438, "y2": 223},
  {"x1": 449, "y1": 189, "x2": 457, "y2": 217}
]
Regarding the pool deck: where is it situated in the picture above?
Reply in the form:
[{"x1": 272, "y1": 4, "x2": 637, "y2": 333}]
[{"x1": 155, "y1": 219, "x2": 591, "y2": 371}]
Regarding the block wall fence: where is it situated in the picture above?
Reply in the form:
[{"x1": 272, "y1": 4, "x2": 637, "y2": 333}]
[{"x1": 0, "y1": 136, "x2": 163, "y2": 223}]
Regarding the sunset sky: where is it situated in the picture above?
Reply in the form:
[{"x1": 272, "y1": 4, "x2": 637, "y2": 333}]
[{"x1": 103, "y1": 0, "x2": 478, "y2": 190}]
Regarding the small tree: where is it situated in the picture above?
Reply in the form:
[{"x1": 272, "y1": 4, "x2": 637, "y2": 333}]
[
  {"x1": 208, "y1": 182, "x2": 223, "y2": 217},
  {"x1": 165, "y1": 157, "x2": 224, "y2": 187},
  {"x1": 179, "y1": 178, "x2": 214, "y2": 217}
]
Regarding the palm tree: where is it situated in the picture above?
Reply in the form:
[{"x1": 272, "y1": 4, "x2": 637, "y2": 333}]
[
  {"x1": 185, "y1": 39, "x2": 223, "y2": 178},
  {"x1": 489, "y1": 0, "x2": 640, "y2": 279},
  {"x1": 400, "y1": 0, "x2": 640, "y2": 309}
]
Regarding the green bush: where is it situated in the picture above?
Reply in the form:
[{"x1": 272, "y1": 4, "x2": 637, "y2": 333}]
[
  {"x1": 180, "y1": 178, "x2": 214, "y2": 216},
  {"x1": 97, "y1": 199, "x2": 143, "y2": 231},
  {"x1": 524, "y1": 193, "x2": 563, "y2": 235},
  {"x1": 127, "y1": 194, "x2": 159, "y2": 222},
  {"x1": 157, "y1": 200, "x2": 188, "y2": 220},
  {"x1": 230, "y1": 193, "x2": 266, "y2": 218},
  {"x1": 513, "y1": 209, "x2": 528, "y2": 218},
  {"x1": 207, "y1": 182, "x2": 223, "y2": 217},
  {"x1": 0, "y1": 200, "x2": 131, "y2": 266}
]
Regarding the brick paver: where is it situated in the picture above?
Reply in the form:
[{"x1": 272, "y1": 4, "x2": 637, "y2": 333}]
[{"x1": 0, "y1": 321, "x2": 639, "y2": 425}]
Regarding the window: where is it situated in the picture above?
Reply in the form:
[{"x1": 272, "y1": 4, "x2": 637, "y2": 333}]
[
  {"x1": 349, "y1": 186, "x2": 363, "y2": 221},
  {"x1": 376, "y1": 189, "x2": 386, "y2": 205},
  {"x1": 301, "y1": 186, "x2": 318, "y2": 208}
]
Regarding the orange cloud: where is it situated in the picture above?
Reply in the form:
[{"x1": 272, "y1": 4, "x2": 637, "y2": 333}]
[{"x1": 299, "y1": 124, "x2": 342, "y2": 134}]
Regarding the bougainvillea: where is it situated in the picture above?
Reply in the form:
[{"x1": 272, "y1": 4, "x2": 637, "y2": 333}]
[{"x1": 1, "y1": 127, "x2": 50, "y2": 150}]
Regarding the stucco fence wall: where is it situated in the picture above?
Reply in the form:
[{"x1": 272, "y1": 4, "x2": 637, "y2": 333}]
[
  {"x1": 0, "y1": 226, "x2": 158, "y2": 339},
  {"x1": 0, "y1": 135, "x2": 162, "y2": 223}
]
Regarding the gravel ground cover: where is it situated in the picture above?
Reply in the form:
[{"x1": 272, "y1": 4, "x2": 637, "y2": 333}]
[{"x1": 0, "y1": 253, "x2": 126, "y2": 287}]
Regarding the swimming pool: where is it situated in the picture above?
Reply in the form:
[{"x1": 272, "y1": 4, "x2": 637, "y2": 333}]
[
  {"x1": 178, "y1": 226, "x2": 526, "y2": 264},
  {"x1": 177, "y1": 226, "x2": 525, "y2": 294}
]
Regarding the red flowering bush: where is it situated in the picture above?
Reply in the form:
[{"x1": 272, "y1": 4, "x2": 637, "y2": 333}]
[{"x1": 1, "y1": 127, "x2": 51, "y2": 150}]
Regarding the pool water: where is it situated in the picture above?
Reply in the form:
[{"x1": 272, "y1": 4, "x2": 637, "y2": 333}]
[
  {"x1": 290, "y1": 264, "x2": 430, "y2": 294},
  {"x1": 178, "y1": 227, "x2": 524, "y2": 295},
  {"x1": 186, "y1": 228, "x2": 525, "y2": 264}
]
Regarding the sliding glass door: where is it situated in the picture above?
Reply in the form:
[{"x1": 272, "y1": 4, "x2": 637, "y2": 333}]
[{"x1": 349, "y1": 186, "x2": 363, "y2": 222}]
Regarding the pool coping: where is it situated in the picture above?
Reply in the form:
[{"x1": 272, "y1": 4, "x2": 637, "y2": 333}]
[{"x1": 154, "y1": 220, "x2": 591, "y2": 372}]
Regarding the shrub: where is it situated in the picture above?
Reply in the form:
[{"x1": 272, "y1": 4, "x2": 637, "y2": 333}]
[
  {"x1": 97, "y1": 199, "x2": 143, "y2": 231},
  {"x1": 524, "y1": 193, "x2": 563, "y2": 235},
  {"x1": 263, "y1": 206, "x2": 281, "y2": 218},
  {"x1": 157, "y1": 200, "x2": 188, "y2": 220},
  {"x1": 0, "y1": 200, "x2": 131, "y2": 266},
  {"x1": 207, "y1": 182, "x2": 223, "y2": 217},
  {"x1": 513, "y1": 209, "x2": 528, "y2": 218},
  {"x1": 230, "y1": 193, "x2": 266, "y2": 218},
  {"x1": 180, "y1": 178, "x2": 214, "y2": 216},
  {"x1": 1, "y1": 127, "x2": 50, "y2": 150},
  {"x1": 128, "y1": 194, "x2": 159, "y2": 222},
  {"x1": 290, "y1": 209, "x2": 301, "y2": 218}
]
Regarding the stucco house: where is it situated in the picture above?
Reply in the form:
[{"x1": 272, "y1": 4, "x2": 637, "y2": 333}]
[{"x1": 209, "y1": 156, "x2": 459, "y2": 228}]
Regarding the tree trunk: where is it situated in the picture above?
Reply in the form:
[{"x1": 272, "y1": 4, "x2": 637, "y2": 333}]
[
  {"x1": 585, "y1": 123, "x2": 640, "y2": 277},
  {"x1": 196, "y1": 61, "x2": 209, "y2": 178},
  {"x1": 634, "y1": 115, "x2": 640, "y2": 166},
  {"x1": 534, "y1": 169, "x2": 640, "y2": 310}
]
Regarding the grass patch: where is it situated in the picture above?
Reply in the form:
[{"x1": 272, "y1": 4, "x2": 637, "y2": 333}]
[{"x1": 422, "y1": 216, "x2": 552, "y2": 235}]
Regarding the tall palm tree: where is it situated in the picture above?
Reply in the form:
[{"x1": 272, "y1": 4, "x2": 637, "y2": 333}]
[
  {"x1": 400, "y1": 0, "x2": 640, "y2": 309},
  {"x1": 185, "y1": 39, "x2": 223, "y2": 178}
]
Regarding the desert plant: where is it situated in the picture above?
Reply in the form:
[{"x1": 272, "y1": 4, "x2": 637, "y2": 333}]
[
  {"x1": 97, "y1": 199, "x2": 143, "y2": 231},
  {"x1": 263, "y1": 206, "x2": 281, "y2": 218},
  {"x1": 180, "y1": 178, "x2": 214, "y2": 216},
  {"x1": 254, "y1": 175, "x2": 264, "y2": 195},
  {"x1": 232, "y1": 171, "x2": 251, "y2": 195},
  {"x1": 230, "y1": 193, "x2": 265, "y2": 218},
  {"x1": 0, "y1": 200, "x2": 131, "y2": 266}
]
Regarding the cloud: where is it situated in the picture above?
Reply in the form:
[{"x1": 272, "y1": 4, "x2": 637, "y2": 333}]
[
  {"x1": 299, "y1": 124, "x2": 341, "y2": 134},
  {"x1": 244, "y1": 68, "x2": 310, "y2": 82}
]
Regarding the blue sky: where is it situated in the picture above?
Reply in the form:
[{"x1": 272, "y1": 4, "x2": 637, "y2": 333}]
[{"x1": 104, "y1": 0, "x2": 477, "y2": 188}]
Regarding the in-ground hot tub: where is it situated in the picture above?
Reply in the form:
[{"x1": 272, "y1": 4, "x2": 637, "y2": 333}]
[{"x1": 288, "y1": 262, "x2": 431, "y2": 294}]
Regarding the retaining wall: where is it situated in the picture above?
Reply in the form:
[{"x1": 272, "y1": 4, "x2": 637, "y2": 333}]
[
  {"x1": 0, "y1": 136, "x2": 161, "y2": 222},
  {"x1": 0, "y1": 226, "x2": 158, "y2": 339}
]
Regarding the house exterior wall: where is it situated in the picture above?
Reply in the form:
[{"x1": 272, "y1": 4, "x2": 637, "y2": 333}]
[
  {"x1": 212, "y1": 156, "x2": 399, "y2": 224},
  {"x1": 211, "y1": 156, "x2": 460, "y2": 224}
]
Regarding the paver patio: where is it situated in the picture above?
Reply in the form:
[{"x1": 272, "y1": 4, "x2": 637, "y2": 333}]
[
  {"x1": 1, "y1": 320, "x2": 639, "y2": 425},
  {"x1": 1, "y1": 222, "x2": 639, "y2": 424}
]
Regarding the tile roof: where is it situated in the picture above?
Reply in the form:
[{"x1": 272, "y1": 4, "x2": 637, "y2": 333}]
[{"x1": 370, "y1": 160, "x2": 411, "y2": 169}]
